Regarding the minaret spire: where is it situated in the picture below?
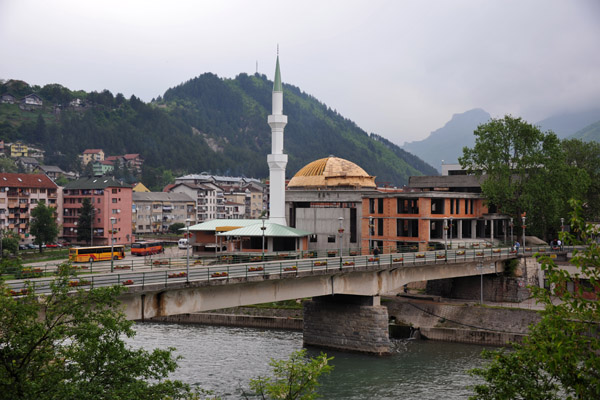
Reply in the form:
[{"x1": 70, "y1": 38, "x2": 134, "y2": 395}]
[{"x1": 267, "y1": 50, "x2": 288, "y2": 225}]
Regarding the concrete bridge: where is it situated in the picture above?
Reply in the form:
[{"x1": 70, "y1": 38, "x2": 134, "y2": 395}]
[{"x1": 116, "y1": 249, "x2": 517, "y2": 354}]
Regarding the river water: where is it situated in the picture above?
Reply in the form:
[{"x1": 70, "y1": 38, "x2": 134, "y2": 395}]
[
  {"x1": 128, "y1": 323, "x2": 490, "y2": 400},
  {"x1": 129, "y1": 322, "x2": 489, "y2": 399}
]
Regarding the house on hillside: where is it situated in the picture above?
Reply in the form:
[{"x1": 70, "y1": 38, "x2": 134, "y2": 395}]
[
  {"x1": 9, "y1": 142, "x2": 28, "y2": 158},
  {"x1": 1, "y1": 94, "x2": 15, "y2": 104},
  {"x1": 34, "y1": 165, "x2": 68, "y2": 181},
  {"x1": 123, "y1": 154, "x2": 143, "y2": 172},
  {"x1": 15, "y1": 157, "x2": 40, "y2": 172},
  {"x1": 92, "y1": 160, "x2": 114, "y2": 176},
  {"x1": 19, "y1": 94, "x2": 43, "y2": 110},
  {"x1": 81, "y1": 149, "x2": 105, "y2": 165}
]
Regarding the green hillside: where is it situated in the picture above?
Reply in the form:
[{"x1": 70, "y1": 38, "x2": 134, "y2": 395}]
[
  {"x1": 0, "y1": 75, "x2": 437, "y2": 188},
  {"x1": 569, "y1": 120, "x2": 600, "y2": 142}
]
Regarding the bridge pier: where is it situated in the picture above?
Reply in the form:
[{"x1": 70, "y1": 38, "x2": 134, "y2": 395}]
[{"x1": 303, "y1": 294, "x2": 390, "y2": 355}]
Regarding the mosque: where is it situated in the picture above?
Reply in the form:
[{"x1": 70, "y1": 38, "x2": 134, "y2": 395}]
[{"x1": 188, "y1": 55, "x2": 509, "y2": 256}]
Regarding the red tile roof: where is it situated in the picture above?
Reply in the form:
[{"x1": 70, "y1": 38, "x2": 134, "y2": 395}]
[
  {"x1": 0, "y1": 173, "x2": 57, "y2": 189},
  {"x1": 83, "y1": 149, "x2": 103, "y2": 154}
]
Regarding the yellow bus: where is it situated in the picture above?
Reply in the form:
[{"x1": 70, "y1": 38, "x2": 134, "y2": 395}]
[{"x1": 69, "y1": 245, "x2": 126, "y2": 263}]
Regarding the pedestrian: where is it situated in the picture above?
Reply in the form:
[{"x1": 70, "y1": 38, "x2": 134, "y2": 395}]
[
  {"x1": 514, "y1": 241, "x2": 520, "y2": 252},
  {"x1": 373, "y1": 246, "x2": 379, "y2": 257},
  {"x1": 557, "y1": 238, "x2": 562, "y2": 250}
]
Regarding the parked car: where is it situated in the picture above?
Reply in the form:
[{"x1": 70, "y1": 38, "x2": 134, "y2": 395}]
[
  {"x1": 18, "y1": 244, "x2": 28, "y2": 250},
  {"x1": 46, "y1": 243, "x2": 62, "y2": 248}
]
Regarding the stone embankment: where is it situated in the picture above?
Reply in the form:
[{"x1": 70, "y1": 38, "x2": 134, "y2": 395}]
[{"x1": 149, "y1": 296, "x2": 541, "y2": 346}]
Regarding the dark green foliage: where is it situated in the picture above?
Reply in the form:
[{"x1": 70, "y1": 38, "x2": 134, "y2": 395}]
[
  {"x1": 469, "y1": 201, "x2": 600, "y2": 399},
  {"x1": 168, "y1": 222, "x2": 185, "y2": 234},
  {"x1": 29, "y1": 200, "x2": 59, "y2": 252},
  {"x1": 1, "y1": 74, "x2": 435, "y2": 186},
  {"x1": 77, "y1": 198, "x2": 94, "y2": 244},
  {"x1": 0, "y1": 265, "x2": 199, "y2": 399}
]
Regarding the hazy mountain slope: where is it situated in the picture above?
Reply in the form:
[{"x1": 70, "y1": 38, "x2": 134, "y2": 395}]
[
  {"x1": 569, "y1": 120, "x2": 600, "y2": 142},
  {"x1": 535, "y1": 108, "x2": 600, "y2": 138},
  {"x1": 401, "y1": 108, "x2": 491, "y2": 171}
]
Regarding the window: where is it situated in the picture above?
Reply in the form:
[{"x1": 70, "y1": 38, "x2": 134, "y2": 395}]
[
  {"x1": 369, "y1": 199, "x2": 375, "y2": 214},
  {"x1": 31, "y1": 188, "x2": 37, "y2": 193},
  {"x1": 309, "y1": 234, "x2": 317, "y2": 242},
  {"x1": 112, "y1": 198, "x2": 117, "y2": 203},
  {"x1": 378, "y1": 218, "x2": 384, "y2": 236},
  {"x1": 450, "y1": 199, "x2": 454, "y2": 214},
  {"x1": 456, "y1": 199, "x2": 460, "y2": 214},
  {"x1": 378, "y1": 198, "x2": 384, "y2": 214},
  {"x1": 327, "y1": 235, "x2": 336, "y2": 243}
]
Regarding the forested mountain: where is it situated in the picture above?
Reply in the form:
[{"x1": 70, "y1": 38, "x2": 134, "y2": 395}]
[
  {"x1": 0, "y1": 75, "x2": 436, "y2": 189},
  {"x1": 535, "y1": 108, "x2": 600, "y2": 139}
]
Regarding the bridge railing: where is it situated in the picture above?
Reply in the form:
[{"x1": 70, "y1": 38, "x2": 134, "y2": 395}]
[{"x1": 6, "y1": 245, "x2": 560, "y2": 296}]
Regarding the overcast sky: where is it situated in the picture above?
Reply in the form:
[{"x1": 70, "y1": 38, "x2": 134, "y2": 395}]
[{"x1": 1, "y1": 0, "x2": 599, "y2": 145}]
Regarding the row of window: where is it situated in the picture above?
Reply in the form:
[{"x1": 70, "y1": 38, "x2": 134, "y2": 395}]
[{"x1": 369, "y1": 198, "x2": 476, "y2": 215}]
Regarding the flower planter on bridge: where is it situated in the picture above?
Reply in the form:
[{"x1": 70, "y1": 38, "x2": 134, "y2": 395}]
[
  {"x1": 248, "y1": 266, "x2": 264, "y2": 272},
  {"x1": 415, "y1": 254, "x2": 425, "y2": 259},
  {"x1": 492, "y1": 249, "x2": 501, "y2": 254},
  {"x1": 10, "y1": 289, "x2": 28, "y2": 296},
  {"x1": 368, "y1": 257, "x2": 380, "y2": 262},
  {"x1": 250, "y1": 257, "x2": 262, "y2": 262},
  {"x1": 436, "y1": 254, "x2": 445, "y2": 259},
  {"x1": 211, "y1": 272, "x2": 228, "y2": 278},
  {"x1": 392, "y1": 258, "x2": 403, "y2": 262},
  {"x1": 475, "y1": 252, "x2": 484, "y2": 256},
  {"x1": 168, "y1": 272, "x2": 187, "y2": 278},
  {"x1": 456, "y1": 250, "x2": 466, "y2": 256},
  {"x1": 114, "y1": 265, "x2": 130, "y2": 270},
  {"x1": 122, "y1": 280, "x2": 134, "y2": 286},
  {"x1": 153, "y1": 260, "x2": 169, "y2": 266},
  {"x1": 349, "y1": 251, "x2": 359, "y2": 256},
  {"x1": 343, "y1": 261, "x2": 355, "y2": 266},
  {"x1": 283, "y1": 266, "x2": 297, "y2": 272},
  {"x1": 69, "y1": 280, "x2": 90, "y2": 287},
  {"x1": 314, "y1": 261, "x2": 327, "y2": 266}
]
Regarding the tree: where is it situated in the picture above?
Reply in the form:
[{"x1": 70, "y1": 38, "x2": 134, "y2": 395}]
[
  {"x1": 246, "y1": 349, "x2": 333, "y2": 400},
  {"x1": 77, "y1": 198, "x2": 94, "y2": 244},
  {"x1": 459, "y1": 115, "x2": 573, "y2": 240},
  {"x1": 1, "y1": 230, "x2": 19, "y2": 256},
  {"x1": 469, "y1": 200, "x2": 600, "y2": 399},
  {"x1": 29, "y1": 200, "x2": 59, "y2": 252},
  {"x1": 0, "y1": 157, "x2": 17, "y2": 173},
  {"x1": 561, "y1": 138, "x2": 600, "y2": 222},
  {"x1": 169, "y1": 222, "x2": 185, "y2": 234},
  {"x1": 0, "y1": 265, "x2": 199, "y2": 399}
]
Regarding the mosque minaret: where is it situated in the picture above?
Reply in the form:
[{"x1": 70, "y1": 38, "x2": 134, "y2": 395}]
[{"x1": 267, "y1": 53, "x2": 288, "y2": 225}]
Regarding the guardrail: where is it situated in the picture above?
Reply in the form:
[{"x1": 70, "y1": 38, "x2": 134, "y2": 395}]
[{"x1": 6, "y1": 245, "x2": 559, "y2": 295}]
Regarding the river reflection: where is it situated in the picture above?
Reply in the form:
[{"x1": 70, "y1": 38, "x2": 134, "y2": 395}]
[{"x1": 129, "y1": 323, "x2": 488, "y2": 399}]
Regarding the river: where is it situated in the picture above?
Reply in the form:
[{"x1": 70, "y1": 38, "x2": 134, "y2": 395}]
[{"x1": 128, "y1": 322, "x2": 490, "y2": 399}]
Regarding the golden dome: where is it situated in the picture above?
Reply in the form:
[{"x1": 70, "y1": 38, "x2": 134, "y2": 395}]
[{"x1": 288, "y1": 156, "x2": 376, "y2": 189}]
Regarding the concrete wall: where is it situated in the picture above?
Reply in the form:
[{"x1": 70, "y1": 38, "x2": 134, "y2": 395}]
[{"x1": 303, "y1": 295, "x2": 390, "y2": 355}]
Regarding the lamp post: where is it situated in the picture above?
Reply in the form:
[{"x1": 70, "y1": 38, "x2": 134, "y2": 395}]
[
  {"x1": 260, "y1": 215, "x2": 267, "y2": 260},
  {"x1": 560, "y1": 217, "x2": 564, "y2": 233},
  {"x1": 368, "y1": 216, "x2": 373, "y2": 254},
  {"x1": 449, "y1": 217, "x2": 453, "y2": 249},
  {"x1": 510, "y1": 217, "x2": 514, "y2": 247},
  {"x1": 522, "y1": 216, "x2": 526, "y2": 253},
  {"x1": 185, "y1": 218, "x2": 191, "y2": 282},
  {"x1": 110, "y1": 217, "x2": 116, "y2": 273},
  {"x1": 478, "y1": 262, "x2": 484, "y2": 304},
  {"x1": 90, "y1": 208, "x2": 94, "y2": 246},
  {"x1": 443, "y1": 217, "x2": 448, "y2": 261},
  {"x1": 338, "y1": 216, "x2": 344, "y2": 257}
]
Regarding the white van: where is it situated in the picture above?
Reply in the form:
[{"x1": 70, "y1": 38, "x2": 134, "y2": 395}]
[{"x1": 178, "y1": 238, "x2": 189, "y2": 249}]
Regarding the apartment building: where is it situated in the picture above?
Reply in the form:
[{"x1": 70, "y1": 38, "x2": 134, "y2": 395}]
[
  {"x1": 0, "y1": 173, "x2": 59, "y2": 240},
  {"x1": 132, "y1": 192, "x2": 195, "y2": 234},
  {"x1": 169, "y1": 182, "x2": 223, "y2": 222},
  {"x1": 62, "y1": 177, "x2": 132, "y2": 245}
]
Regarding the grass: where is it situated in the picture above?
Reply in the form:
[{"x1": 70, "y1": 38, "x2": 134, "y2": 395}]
[{"x1": 246, "y1": 300, "x2": 305, "y2": 310}]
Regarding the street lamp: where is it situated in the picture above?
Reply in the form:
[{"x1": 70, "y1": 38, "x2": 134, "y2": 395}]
[
  {"x1": 260, "y1": 215, "x2": 267, "y2": 260},
  {"x1": 368, "y1": 216, "x2": 373, "y2": 254},
  {"x1": 110, "y1": 217, "x2": 116, "y2": 273},
  {"x1": 449, "y1": 217, "x2": 453, "y2": 249},
  {"x1": 338, "y1": 216, "x2": 344, "y2": 257},
  {"x1": 560, "y1": 217, "x2": 564, "y2": 233},
  {"x1": 443, "y1": 217, "x2": 448, "y2": 261},
  {"x1": 185, "y1": 218, "x2": 191, "y2": 282},
  {"x1": 90, "y1": 208, "x2": 93, "y2": 246},
  {"x1": 522, "y1": 215, "x2": 526, "y2": 253},
  {"x1": 510, "y1": 217, "x2": 514, "y2": 247}
]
